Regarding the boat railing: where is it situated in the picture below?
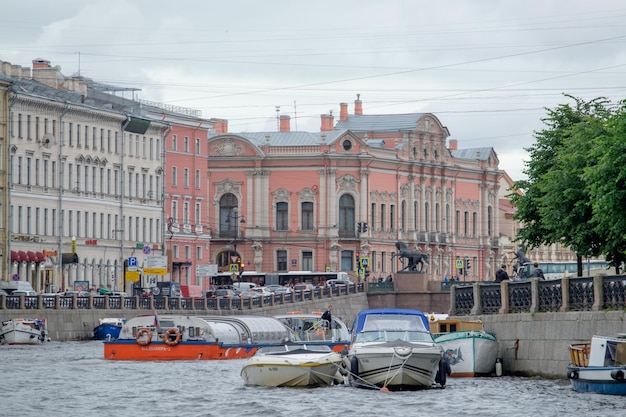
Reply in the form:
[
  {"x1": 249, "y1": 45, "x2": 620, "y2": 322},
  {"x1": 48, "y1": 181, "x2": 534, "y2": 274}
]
[{"x1": 569, "y1": 342, "x2": 590, "y2": 367}]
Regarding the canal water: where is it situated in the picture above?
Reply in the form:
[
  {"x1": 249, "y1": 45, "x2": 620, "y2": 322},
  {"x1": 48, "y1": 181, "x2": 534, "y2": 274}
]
[{"x1": 1, "y1": 341, "x2": 621, "y2": 417}]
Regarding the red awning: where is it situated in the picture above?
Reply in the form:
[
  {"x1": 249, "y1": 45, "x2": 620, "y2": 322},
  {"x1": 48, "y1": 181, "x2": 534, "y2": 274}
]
[
  {"x1": 36, "y1": 252, "x2": 45, "y2": 262},
  {"x1": 18, "y1": 251, "x2": 27, "y2": 262},
  {"x1": 26, "y1": 251, "x2": 36, "y2": 262},
  {"x1": 10, "y1": 250, "x2": 19, "y2": 262}
]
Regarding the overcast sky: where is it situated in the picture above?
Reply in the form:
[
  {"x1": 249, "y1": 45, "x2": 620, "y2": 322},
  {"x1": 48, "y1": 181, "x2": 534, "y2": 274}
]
[{"x1": 2, "y1": 0, "x2": 626, "y2": 181}]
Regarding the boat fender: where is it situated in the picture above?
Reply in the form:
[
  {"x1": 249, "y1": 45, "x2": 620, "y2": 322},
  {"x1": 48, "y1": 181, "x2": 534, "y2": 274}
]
[
  {"x1": 495, "y1": 357, "x2": 503, "y2": 377},
  {"x1": 164, "y1": 327, "x2": 181, "y2": 346},
  {"x1": 610, "y1": 369, "x2": 625, "y2": 381},
  {"x1": 136, "y1": 328, "x2": 152, "y2": 346},
  {"x1": 568, "y1": 370, "x2": 579, "y2": 380},
  {"x1": 350, "y1": 356, "x2": 359, "y2": 376}
]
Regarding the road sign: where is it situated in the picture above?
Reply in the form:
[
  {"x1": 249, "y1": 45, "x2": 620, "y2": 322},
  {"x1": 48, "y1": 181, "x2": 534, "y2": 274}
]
[
  {"x1": 142, "y1": 246, "x2": 151, "y2": 255},
  {"x1": 128, "y1": 256, "x2": 138, "y2": 271},
  {"x1": 196, "y1": 264, "x2": 218, "y2": 277},
  {"x1": 229, "y1": 263, "x2": 239, "y2": 273},
  {"x1": 143, "y1": 256, "x2": 167, "y2": 275},
  {"x1": 360, "y1": 257, "x2": 370, "y2": 268},
  {"x1": 456, "y1": 259, "x2": 464, "y2": 269}
]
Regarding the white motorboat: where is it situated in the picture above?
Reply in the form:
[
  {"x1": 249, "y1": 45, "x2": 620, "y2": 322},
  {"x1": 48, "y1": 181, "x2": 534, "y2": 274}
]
[
  {"x1": 430, "y1": 314, "x2": 499, "y2": 377},
  {"x1": 0, "y1": 318, "x2": 50, "y2": 345},
  {"x1": 347, "y1": 308, "x2": 443, "y2": 390},
  {"x1": 241, "y1": 343, "x2": 343, "y2": 387}
]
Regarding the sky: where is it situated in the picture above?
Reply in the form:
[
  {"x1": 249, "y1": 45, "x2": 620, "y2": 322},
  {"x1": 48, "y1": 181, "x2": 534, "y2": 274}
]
[{"x1": 2, "y1": 0, "x2": 626, "y2": 181}]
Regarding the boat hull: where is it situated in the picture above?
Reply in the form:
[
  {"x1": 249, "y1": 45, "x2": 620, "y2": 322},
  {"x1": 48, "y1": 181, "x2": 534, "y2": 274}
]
[
  {"x1": 104, "y1": 339, "x2": 267, "y2": 360},
  {"x1": 434, "y1": 331, "x2": 499, "y2": 377},
  {"x1": 241, "y1": 351, "x2": 342, "y2": 387},
  {"x1": 0, "y1": 319, "x2": 48, "y2": 345},
  {"x1": 349, "y1": 343, "x2": 442, "y2": 390},
  {"x1": 568, "y1": 364, "x2": 626, "y2": 395},
  {"x1": 93, "y1": 324, "x2": 123, "y2": 341}
]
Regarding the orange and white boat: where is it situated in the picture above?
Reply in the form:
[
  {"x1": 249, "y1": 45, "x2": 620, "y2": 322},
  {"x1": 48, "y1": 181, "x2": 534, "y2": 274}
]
[{"x1": 103, "y1": 314, "x2": 291, "y2": 360}]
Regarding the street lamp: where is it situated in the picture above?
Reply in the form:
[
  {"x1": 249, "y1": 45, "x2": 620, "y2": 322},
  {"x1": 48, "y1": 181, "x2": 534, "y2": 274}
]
[{"x1": 225, "y1": 207, "x2": 245, "y2": 279}]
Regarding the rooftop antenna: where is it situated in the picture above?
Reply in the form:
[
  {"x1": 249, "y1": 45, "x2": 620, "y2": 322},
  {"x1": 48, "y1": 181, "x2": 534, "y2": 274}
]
[
  {"x1": 294, "y1": 100, "x2": 298, "y2": 131},
  {"x1": 77, "y1": 52, "x2": 81, "y2": 77},
  {"x1": 275, "y1": 106, "x2": 280, "y2": 131}
]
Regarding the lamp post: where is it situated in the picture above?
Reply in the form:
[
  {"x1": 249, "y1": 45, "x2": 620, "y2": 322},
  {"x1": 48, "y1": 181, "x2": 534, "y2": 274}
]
[{"x1": 226, "y1": 207, "x2": 245, "y2": 281}]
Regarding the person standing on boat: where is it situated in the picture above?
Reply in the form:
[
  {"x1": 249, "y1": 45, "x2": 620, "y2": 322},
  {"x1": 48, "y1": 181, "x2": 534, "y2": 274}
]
[
  {"x1": 495, "y1": 264, "x2": 509, "y2": 283},
  {"x1": 321, "y1": 305, "x2": 332, "y2": 331}
]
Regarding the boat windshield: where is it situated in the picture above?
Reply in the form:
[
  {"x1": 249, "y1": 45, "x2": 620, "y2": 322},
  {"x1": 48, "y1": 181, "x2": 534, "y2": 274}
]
[
  {"x1": 354, "y1": 330, "x2": 433, "y2": 343},
  {"x1": 361, "y1": 314, "x2": 429, "y2": 333}
]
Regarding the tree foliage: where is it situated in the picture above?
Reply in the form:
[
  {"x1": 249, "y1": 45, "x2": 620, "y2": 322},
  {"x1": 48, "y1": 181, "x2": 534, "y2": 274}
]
[{"x1": 509, "y1": 95, "x2": 625, "y2": 272}]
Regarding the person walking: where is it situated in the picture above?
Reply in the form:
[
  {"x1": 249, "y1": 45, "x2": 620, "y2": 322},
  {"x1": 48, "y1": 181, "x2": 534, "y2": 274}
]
[
  {"x1": 321, "y1": 305, "x2": 333, "y2": 330},
  {"x1": 495, "y1": 264, "x2": 510, "y2": 283},
  {"x1": 532, "y1": 263, "x2": 545, "y2": 280}
]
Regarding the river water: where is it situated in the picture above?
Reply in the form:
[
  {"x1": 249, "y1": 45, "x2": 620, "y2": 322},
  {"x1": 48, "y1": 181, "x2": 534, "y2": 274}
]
[{"x1": 0, "y1": 341, "x2": 621, "y2": 417}]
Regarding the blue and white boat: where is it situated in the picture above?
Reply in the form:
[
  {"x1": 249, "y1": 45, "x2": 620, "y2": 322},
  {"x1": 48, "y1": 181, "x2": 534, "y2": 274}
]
[
  {"x1": 568, "y1": 334, "x2": 626, "y2": 395},
  {"x1": 93, "y1": 318, "x2": 126, "y2": 341},
  {"x1": 346, "y1": 308, "x2": 443, "y2": 390}
]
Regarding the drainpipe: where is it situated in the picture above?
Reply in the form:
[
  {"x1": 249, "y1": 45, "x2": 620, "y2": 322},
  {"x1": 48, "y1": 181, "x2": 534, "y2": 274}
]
[{"x1": 58, "y1": 103, "x2": 70, "y2": 291}]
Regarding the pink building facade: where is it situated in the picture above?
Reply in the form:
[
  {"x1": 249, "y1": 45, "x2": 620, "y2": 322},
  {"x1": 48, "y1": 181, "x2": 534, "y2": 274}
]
[{"x1": 206, "y1": 97, "x2": 503, "y2": 283}]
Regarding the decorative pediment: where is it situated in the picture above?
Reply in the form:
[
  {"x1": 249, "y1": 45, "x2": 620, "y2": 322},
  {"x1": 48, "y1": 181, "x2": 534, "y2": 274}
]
[
  {"x1": 211, "y1": 137, "x2": 244, "y2": 156},
  {"x1": 336, "y1": 174, "x2": 359, "y2": 192}
]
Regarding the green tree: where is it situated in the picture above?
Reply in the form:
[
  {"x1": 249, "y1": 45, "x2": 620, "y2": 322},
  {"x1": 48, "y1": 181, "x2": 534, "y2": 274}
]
[{"x1": 510, "y1": 96, "x2": 612, "y2": 274}]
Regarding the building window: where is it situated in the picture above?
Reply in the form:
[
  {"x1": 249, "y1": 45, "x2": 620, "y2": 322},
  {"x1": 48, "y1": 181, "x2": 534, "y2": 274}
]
[
  {"x1": 171, "y1": 167, "x2": 177, "y2": 186},
  {"x1": 172, "y1": 135, "x2": 177, "y2": 151},
  {"x1": 195, "y1": 169, "x2": 200, "y2": 189},
  {"x1": 371, "y1": 203, "x2": 376, "y2": 232},
  {"x1": 380, "y1": 204, "x2": 386, "y2": 231},
  {"x1": 338, "y1": 194, "x2": 355, "y2": 237},
  {"x1": 302, "y1": 251, "x2": 313, "y2": 271},
  {"x1": 183, "y1": 168, "x2": 189, "y2": 187},
  {"x1": 301, "y1": 202, "x2": 314, "y2": 230},
  {"x1": 219, "y1": 193, "x2": 239, "y2": 238},
  {"x1": 341, "y1": 250, "x2": 353, "y2": 271},
  {"x1": 277, "y1": 250, "x2": 287, "y2": 271},
  {"x1": 184, "y1": 136, "x2": 189, "y2": 153},
  {"x1": 195, "y1": 138, "x2": 201, "y2": 154},
  {"x1": 276, "y1": 202, "x2": 288, "y2": 231},
  {"x1": 390, "y1": 204, "x2": 396, "y2": 231},
  {"x1": 472, "y1": 211, "x2": 478, "y2": 237},
  {"x1": 424, "y1": 202, "x2": 430, "y2": 232},
  {"x1": 464, "y1": 211, "x2": 469, "y2": 236}
]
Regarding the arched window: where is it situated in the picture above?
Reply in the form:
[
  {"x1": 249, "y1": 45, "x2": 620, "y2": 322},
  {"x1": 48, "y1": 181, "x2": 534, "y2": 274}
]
[
  {"x1": 219, "y1": 193, "x2": 238, "y2": 238},
  {"x1": 339, "y1": 194, "x2": 355, "y2": 238}
]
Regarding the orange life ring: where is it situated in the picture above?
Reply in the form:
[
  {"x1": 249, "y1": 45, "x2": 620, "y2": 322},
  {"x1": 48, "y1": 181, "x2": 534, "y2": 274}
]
[
  {"x1": 164, "y1": 327, "x2": 181, "y2": 346},
  {"x1": 136, "y1": 328, "x2": 152, "y2": 346}
]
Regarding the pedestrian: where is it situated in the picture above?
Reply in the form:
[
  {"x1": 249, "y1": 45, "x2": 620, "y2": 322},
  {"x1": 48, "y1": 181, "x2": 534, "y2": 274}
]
[
  {"x1": 321, "y1": 305, "x2": 332, "y2": 330},
  {"x1": 495, "y1": 264, "x2": 509, "y2": 283},
  {"x1": 532, "y1": 263, "x2": 545, "y2": 280}
]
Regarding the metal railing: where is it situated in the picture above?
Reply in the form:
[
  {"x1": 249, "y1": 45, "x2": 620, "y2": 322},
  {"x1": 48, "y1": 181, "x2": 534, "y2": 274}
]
[
  {"x1": 0, "y1": 284, "x2": 365, "y2": 311},
  {"x1": 450, "y1": 274, "x2": 626, "y2": 315}
]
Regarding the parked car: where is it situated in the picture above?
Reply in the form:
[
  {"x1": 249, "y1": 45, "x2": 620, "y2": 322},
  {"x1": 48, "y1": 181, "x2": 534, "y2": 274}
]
[
  {"x1": 248, "y1": 287, "x2": 274, "y2": 297},
  {"x1": 265, "y1": 284, "x2": 284, "y2": 292},
  {"x1": 294, "y1": 283, "x2": 316, "y2": 291},
  {"x1": 211, "y1": 288, "x2": 239, "y2": 299},
  {"x1": 10, "y1": 290, "x2": 38, "y2": 308},
  {"x1": 326, "y1": 279, "x2": 355, "y2": 288},
  {"x1": 273, "y1": 286, "x2": 293, "y2": 295}
]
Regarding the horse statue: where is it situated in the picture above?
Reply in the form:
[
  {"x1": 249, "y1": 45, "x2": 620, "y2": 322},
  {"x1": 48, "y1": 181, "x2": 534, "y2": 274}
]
[
  {"x1": 513, "y1": 246, "x2": 531, "y2": 273},
  {"x1": 391, "y1": 241, "x2": 429, "y2": 272}
]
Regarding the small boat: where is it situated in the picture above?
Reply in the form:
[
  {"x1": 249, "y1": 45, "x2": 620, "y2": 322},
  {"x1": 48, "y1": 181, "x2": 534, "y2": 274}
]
[
  {"x1": 103, "y1": 314, "x2": 291, "y2": 360},
  {"x1": 241, "y1": 343, "x2": 344, "y2": 387},
  {"x1": 346, "y1": 308, "x2": 443, "y2": 390},
  {"x1": 568, "y1": 334, "x2": 626, "y2": 395},
  {"x1": 430, "y1": 314, "x2": 499, "y2": 377},
  {"x1": 0, "y1": 318, "x2": 50, "y2": 345},
  {"x1": 93, "y1": 318, "x2": 126, "y2": 341},
  {"x1": 274, "y1": 311, "x2": 351, "y2": 353}
]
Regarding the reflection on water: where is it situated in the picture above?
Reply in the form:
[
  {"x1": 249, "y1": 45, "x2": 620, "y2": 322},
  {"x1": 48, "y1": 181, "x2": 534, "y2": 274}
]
[{"x1": 1, "y1": 341, "x2": 622, "y2": 417}]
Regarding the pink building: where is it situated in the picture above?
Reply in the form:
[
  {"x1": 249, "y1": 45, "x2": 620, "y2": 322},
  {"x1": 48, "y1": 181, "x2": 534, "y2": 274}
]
[{"x1": 206, "y1": 96, "x2": 503, "y2": 282}]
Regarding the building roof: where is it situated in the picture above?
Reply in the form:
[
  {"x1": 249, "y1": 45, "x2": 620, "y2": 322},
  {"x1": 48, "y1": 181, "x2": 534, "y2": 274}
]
[
  {"x1": 451, "y1": 147, "x2": 494, "y2": 161},
  {"x1": 335, "y1": 113, "x2": 426, "y2": 132},
  {"x1": 226, "y1": 129, "x2": 348, "y2": 147}
]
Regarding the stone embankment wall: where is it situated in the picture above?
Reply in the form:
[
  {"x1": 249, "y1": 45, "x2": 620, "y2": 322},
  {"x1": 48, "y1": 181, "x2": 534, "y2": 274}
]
[
  {"x1": 0, "y1": 293, "x2": 369, "y2": 342},
  {"x1": 475, "y1": 310, "x2": 626, "y2": 378}
]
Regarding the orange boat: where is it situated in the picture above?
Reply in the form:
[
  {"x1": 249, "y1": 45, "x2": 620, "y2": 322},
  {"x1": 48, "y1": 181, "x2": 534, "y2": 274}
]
[{"x1": 103, "y1": 314, "x2": 291, "y2": 361}]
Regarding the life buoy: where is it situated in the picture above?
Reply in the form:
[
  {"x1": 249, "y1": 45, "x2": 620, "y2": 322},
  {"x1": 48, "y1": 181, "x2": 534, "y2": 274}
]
[
  {"x1": 164, "y1": 327, "x2": 181, "y2": 346},
  {"x1": 136, "y1": 328, "x2": 152, "y2": 346}
]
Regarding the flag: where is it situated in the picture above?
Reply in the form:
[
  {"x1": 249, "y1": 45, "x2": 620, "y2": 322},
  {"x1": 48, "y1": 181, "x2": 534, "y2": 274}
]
[{"x1": 153, "y1": 312, "x2": 159, "y2": 329}]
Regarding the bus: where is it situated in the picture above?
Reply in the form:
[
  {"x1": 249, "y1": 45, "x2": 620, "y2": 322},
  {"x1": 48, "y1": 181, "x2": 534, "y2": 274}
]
[
  {"x1": 270, "y1": 271, "x2": 352, "y2": 287},
  {"x1": 211, "y1": 271, "x2": 278, "y2": 287},
  {"x1": 517, "y1": 260, "x2": 614, "y2": 280}
]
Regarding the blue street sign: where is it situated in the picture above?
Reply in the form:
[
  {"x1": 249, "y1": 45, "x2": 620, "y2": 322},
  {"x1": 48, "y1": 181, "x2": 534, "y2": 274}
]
[{"x1": 128, "y1": 257, "x2": 137, "y2": 267}]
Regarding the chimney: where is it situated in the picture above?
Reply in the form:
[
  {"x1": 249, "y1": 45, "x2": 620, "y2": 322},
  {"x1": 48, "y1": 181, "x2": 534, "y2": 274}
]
[
  {"x1": 449, "y1": 139, "x2": 458, "y2": 150},
  {"x1": 320, "y1": 113, "x2": 334, "y2": 132},
  {"x1": 279, "y1": 115, "x2": 291, "y2": 132},
  {"x1": 32, "y1": 58, "x2": 64, "y2": 89},
  {"x1": 213, "y1": 119, "x2": 228, "y2": 134},
  {"x1": 354, "y1": 93, "x2": 363, "y2": 115},
  {"x1": 339, "y1": 102, "x2": 348, "y2": 121}
]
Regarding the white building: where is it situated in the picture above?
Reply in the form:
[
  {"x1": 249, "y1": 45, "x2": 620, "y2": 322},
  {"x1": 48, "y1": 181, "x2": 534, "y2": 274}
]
[{"x1": 2, "y1": 58, "x2": 167, "y2": 293}]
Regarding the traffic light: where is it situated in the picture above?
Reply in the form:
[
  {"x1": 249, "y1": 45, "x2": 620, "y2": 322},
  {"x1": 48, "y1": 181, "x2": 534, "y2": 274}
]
[
  {"x1": 357, "y1": 222, "x2": 362, "y2": 233},
  {"x1": 466, "y1": 258, "x2": 471, "y2": 269},
  {"x1": 238, "y1": 262, "x2": 245, "y2": 279},
  {"x1": 355, "y1": 251, "x2": 360, "y2": 267},
  {"x1": 362, "y1": 222, "x2": 368, "y2": 233}
]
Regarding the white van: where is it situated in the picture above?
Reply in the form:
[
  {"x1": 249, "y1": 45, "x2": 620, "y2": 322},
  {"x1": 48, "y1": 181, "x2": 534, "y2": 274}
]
[
  {"x1": 232, "y1": 282, "x2": 257, "y2": 293},
  {"x1": 0, "y1": 281, "x2": 36, "y2": 294}
]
